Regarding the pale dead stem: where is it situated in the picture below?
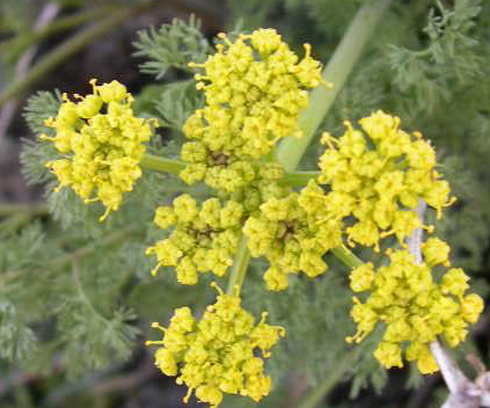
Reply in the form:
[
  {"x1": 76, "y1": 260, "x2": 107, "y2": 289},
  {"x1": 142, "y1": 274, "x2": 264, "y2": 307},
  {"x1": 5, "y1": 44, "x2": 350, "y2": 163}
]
[{"x1": 407, "y1": 201, "x2": 490, "y2": 408}]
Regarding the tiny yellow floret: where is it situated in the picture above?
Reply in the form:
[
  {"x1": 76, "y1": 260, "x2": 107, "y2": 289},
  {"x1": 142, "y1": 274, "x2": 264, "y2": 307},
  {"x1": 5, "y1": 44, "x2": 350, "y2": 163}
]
[{"x1": 422, "y1": 237, "x2": 451, "y2": 267}]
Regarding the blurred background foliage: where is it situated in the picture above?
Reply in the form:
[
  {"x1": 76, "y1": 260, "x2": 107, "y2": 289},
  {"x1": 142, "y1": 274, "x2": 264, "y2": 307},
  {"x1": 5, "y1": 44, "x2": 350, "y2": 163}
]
[{"x1": 1, "y1": 0, "x2": 489, "y2": 407}]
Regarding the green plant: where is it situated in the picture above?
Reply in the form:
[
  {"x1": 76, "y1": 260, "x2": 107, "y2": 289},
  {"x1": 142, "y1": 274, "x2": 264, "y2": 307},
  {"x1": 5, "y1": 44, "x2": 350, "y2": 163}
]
[{"x1": 4, "y1": 1, "x2": 490, "y2": 407}]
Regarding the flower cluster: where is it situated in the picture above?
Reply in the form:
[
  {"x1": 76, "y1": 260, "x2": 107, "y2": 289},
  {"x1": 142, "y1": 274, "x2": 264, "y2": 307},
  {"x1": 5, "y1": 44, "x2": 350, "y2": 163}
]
[
  {"x1": 226, "y1": 162, "x2": 289, "y2": 212},
  {"x1": 146, "y1": 195, "x2": 244, "y2": 284},
  {"x1": 42, "y1": 79, "x2": 154, "y2": 220},
  {"x1": 146, "y1": 285, "x2": 285, "y2": 407},
  {"x1": 180, "y1": 28, "x2": 323, "y2": 193},
  {"x1": 347, "y1": 240, "x2": 484, "y2": 374},
  {"x1": 36, "y1": 23, "x2": 486, "y2": 403},
  {"x1": 244, "y1": 182, "x2": 343, "y2": 290},
  {"x1": 318, "y1": 110, "x2": 454, "y2": 250}
]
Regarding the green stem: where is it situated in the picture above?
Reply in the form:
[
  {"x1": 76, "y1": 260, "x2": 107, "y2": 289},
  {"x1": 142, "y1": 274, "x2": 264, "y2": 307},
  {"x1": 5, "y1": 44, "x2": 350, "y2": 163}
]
[
  {"x1": 140, "y1": 153, "x2": 186, "y2": 174},
  {"x1": 331, "y1": 245, "x2": 364, "y2": 268},
  {"x1": 226, "y1": 236, "x2": 251, "y2": 295},
  {"x1": 280, "y1": 171, "x2": 319, "y2": 187},
  {"x1": 276, "y1": 0, "x2": 393, "y2": 172},
  {"x1": 297, "y1": 353, "x2": 357, "y2": 408},
  {"x1": 0, "y1": 2, "x2": 157, "y2": 107}
]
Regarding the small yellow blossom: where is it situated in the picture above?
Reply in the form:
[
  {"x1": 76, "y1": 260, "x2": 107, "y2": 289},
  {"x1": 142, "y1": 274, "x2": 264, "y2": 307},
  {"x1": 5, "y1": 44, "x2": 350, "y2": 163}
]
[
  {"x1": 406, "y1": 343, "x2": 439, "y2": 374},
  {"x1": 422, "y1": 237, "x2": 451, "y2": 267},
  {"x1": 146, "y1": 195, "x2": 244, "y2": 283},
  {"x1": 441, "y1": 268, "x2": 469, "y2": 297},
  {"x1": 146, "y1": 284, "x2": 285, "y2": 407},
  {"x1": 347, "y1": 245, "x2": 483, "y2": 373},
  {"x1": 349, "y1": 262, "x2": 375, "y2": 292},
  {"x1": 318, "y1": 110, "x2": 455, "y2": 249},
  {"x1": 42, "y1": 79, "x2": 156, "y2": 220},
  {"x1": 374, "y1": 342, "x2": 403, "y2": 369},
  {"x1": 461, "y1": 293, "x2": 484, "y2": 323}
]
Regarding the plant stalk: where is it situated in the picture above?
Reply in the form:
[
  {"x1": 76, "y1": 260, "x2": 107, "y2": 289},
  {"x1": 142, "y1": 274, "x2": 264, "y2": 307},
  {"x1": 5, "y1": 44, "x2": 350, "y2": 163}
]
[
  {"x1": 0, "y1": 6, "x2": 118, "y2": 62},
  {"x1": 140, "y1": 153, "x2": 186, "y2": 174},
  {"x1": 141, "y1": 155, "x2": 321, "y2": 188},
  {"x1": 280, "y1": 171, "x2": 319, "y2": 187},
  {"x1": 331, "y1": 245, "x2": 364, "y2": 269},
  {"x1": 226, "y1": 236, "x2": 251, "y2": 295},
  {"x1": 276, "y1": 0, "x2": 393, "y2": 172}
]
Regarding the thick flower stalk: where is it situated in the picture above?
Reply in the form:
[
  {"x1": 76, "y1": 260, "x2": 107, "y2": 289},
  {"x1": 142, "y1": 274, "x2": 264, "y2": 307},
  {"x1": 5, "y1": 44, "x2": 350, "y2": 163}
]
[
  {"x1": 180, "y1": 28, "x2": 323, "y2": 193},
  {"x1": 243, "y1": 185, "x2": 343, "y2": 290},
  {"x1": 146, "y1": 194, "x2": 244, "y2": 283},
  {"x1": 42, "y1": 79, "x2": 155, "y2": 220},
  {"x1": 318, "y1": 110, "x2": 454, "y2": 250},
  {"x1": 146, "y1": 284, "x2": 285, "y2": 407},
  {"x1": 347, "y1": 239, "x2": 484, "y2": 374}
]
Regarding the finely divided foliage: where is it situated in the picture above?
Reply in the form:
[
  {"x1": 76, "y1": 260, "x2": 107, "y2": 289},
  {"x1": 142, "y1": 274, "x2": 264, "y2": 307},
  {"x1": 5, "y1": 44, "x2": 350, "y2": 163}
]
[{"x1": 133, "y1": 16, "x2": 211, "y2": 79}]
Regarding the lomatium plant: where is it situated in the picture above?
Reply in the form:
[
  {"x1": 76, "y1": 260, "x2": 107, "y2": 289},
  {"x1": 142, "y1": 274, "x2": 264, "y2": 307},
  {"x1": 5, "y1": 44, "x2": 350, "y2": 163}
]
[{"x1": 25, "y1": 10, "x2": 485, "y2": 408}]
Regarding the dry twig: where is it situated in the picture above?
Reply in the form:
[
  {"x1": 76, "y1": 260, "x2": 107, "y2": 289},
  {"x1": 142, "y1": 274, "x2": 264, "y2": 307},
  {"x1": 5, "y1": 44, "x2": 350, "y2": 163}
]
[{"x1": 407, "y1": 200, "x2": 490, "y2": 408}]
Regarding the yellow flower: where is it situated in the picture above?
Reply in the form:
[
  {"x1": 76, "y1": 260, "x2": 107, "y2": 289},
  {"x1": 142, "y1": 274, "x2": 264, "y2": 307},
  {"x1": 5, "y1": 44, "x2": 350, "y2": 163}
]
[
  {"x1": 318, "y1": 110, "x2": 455, "y2": 249},
  {"x1": 147, "y1": 195, "x2": 243, "y2": 283},
  {"x1": 461, "y1": 293, "x2": 484, "y2": 323},
  {"x1": 406, "y1": 343, "x2": 438, "y2": 374},
  {"x1": 42, "y1": 79, "x2": 156, "y2": 221},
  {"x1": 349, "y1": 263, "x2": 375, "y2": 292},
  {"x1": 441, "y1": 268, "x2": 469, "y2": 297},
  {"x1": 180, "y1": 28, "x2": 323, "y2": 193},
  {"x1": 422, "y1": 237, "x2": 451, "y2": 267},
  {"x1": 146, "y1": 284, "x2": 285, "y2": 407},
  {"x1": 347, "y1": 244, "x2": 482, "y2": 373},
  {"x1": 374, "y1": 342, "x2": 403, "y2": 369},
  {"x1": 243, "y1": 188, "x2": 342, "y2": 290}
]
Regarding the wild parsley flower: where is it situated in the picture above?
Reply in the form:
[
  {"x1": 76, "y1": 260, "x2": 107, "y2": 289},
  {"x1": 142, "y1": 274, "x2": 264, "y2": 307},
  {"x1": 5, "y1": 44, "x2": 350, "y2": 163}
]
[
  {"x1": 347, "y1": 244, "x2": 483, "y2": 374},
  {"x1": 146, "y1": 284, "x2": 285, "y2": 407},
  {"x1": 318, "y1": 110, "x2": 454, "y2": 250},
  {"x1": 42, "y1": 79, "x2": 155, "y2": 220}
]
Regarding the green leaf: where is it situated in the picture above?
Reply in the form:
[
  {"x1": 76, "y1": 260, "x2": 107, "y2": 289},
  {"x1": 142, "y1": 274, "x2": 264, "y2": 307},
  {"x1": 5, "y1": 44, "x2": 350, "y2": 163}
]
[
  {"x1": 133, "y1": 15, "x2": 211, "y2": 79},
  {"x1": 153, "y1": 80, "x2": 203, "y2": 131},
  {"x1": 0, "y1": 301, "x2": 37, "y2": 361},
  {"x1": 23, "y1": 90, "x2": 61, "y2": 135}
]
